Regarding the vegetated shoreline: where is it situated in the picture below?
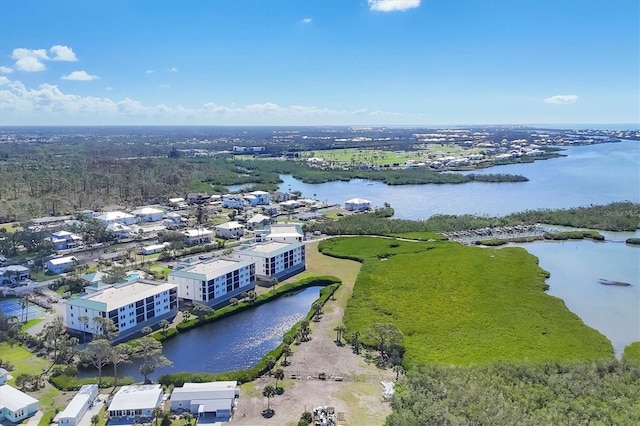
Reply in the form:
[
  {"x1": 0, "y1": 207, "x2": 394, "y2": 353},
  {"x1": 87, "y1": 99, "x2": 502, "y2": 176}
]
[
  {"x1": 475, "y1": 230, "x2": 606, "y2": 246},
  {"x1": 319, "y1": 236, "x2": 614, "y2": 367}
]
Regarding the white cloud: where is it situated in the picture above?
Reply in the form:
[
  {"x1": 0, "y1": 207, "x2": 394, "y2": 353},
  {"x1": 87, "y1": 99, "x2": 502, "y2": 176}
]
[
  {"x1": 168, "y1": 67, "x2": 179, "y2": 72},
  {"x1": 145, "y1": 70, "x2": 155, "y2": 74},
  {"x1": 61, "y1": 71, "x2": 99, "y2": 81},
  {"x1": 544, "y1": 94, "x2": 579, "y2": 104},
  {"x1": 106, "y1": 86, "x2": 113, "y2": 91},
  {"x1": 0, "y1": 66, "x2": 13, "y2": 74},
  {"x1": 0, "y1": 76, "x2": 413, "y2": 125},
  {"x1": 49, "y1": 45, "x2": 78, "y2": 61},
  {"x1": 368, "y1": 0, "x2": 421, "y2": 12},
  {"x1": 302, "y1": 18, "x2": 312, "y2": 24},
  {"x1": 12, "y1": 48, "x2": 49, "y2": 71}
]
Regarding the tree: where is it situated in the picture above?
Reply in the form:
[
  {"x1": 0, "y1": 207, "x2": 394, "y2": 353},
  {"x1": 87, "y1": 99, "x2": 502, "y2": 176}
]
[
  {"x1": 334, "y1": 324, "x2": 346, "y2": 343},
  {"x1": 265, "y1": 356, "x2": 276, "y2": 375},
  {"x1": 229, "y1": 297, "x2": 239, "y2": 306},
  {"x1": 364, "y1": 322, "x2": 404, "y2": 360},
  {"x1": 92, "y1": 316, "x2": 119, "y2": 341},
  {"x1": 78, "y1": 315, "x2": 90, "y2": 344},
  {"x1": 274, "y1": 368, "x2": 285, "y2": 390},
  {"x1": 299, "y1": 411, "x2": 313, "y2": 425},
  {"x1": 393, "y1": 364, "x2": 405, "y2": 380},
  {"x1": 111, "y1": 343, "x2": 132, "y2": 387},
  {"x1": 351, "y1": 331, "x2": 361, "y2": 355},
  {"x1": 299, "y1": 320, "x2": 311, "y2": 342},
  {"x1": 281, "y1": 345, "x2": 293, "y2": 366},
  {"x1": 270, "y1": 277, "x2": 279, "y2": 291},
  {"x1": 182, "y1": 310, "x2": 191, "y2": 322},
  {"x1": 133, "y1": 336, "x2": 172, "y2": 384},
  {"x1": 141, "y1": 326, "x2": 153, "y2": 336},
  {"x1": 40, "y1": 316, "x2": 69, "y2": 364},
  {"x1": 20, "y1": 294, "x2": 31, "y2": 323},
  {"x1": 82, "y1": 339, "x2": 113, "y2": 387},
  {"x1": 247, "y1": 290, "x2": 257, "y2": 304},
  {"x1": 193, "y1": 303, "x2": 213, "y2": 318},
  {"x1": 312, "y1": 302, "x2": 322, "y2": 322},
  {"x1": 159, "y1": 319, "x2": 170, "y2": 333},
  {"x1": 152, "y1": 407, "x2": 163, "y2": 426},
  {"x1": 91, "y1": 415, "x2": 100, "y2": 426},
  {"x1": 262, "y1": 384, "x2": 277, "y2": 413}
]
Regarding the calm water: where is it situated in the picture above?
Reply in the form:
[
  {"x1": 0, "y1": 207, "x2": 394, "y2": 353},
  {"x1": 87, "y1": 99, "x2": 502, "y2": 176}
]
[
  {"x1": 508, "y1": 237, "x2": 639, "y2": 357},
  {"x1": 278, "y1": 141, "x2": 640, "y2": 353},
  {"x1": 80, "y1": 286, "x2": 323, "y2": 380},
  {"x1": 279, "y1": 140, "x2": 640, "y2": 219}
]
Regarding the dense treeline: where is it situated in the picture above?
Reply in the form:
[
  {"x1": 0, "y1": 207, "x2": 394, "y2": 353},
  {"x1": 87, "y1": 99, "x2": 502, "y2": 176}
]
[
  {"x1": 386, "y1": 360, "x2": 640, "y2": 425},
  {"x1": 306, "y1": 202, "x2": 640, "y2": 235}
]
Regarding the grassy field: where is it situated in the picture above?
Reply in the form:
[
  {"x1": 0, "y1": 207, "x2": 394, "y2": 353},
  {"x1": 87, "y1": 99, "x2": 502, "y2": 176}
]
[
  {"x1": 300, "y1": 146, "x2": 483, "y2": 166},
  {"x1": 0, "y1": 222, "x2": 23, "y2": 233},
  {"x1": 318, "y1": 237, "x2": 613, "y2": 366}
]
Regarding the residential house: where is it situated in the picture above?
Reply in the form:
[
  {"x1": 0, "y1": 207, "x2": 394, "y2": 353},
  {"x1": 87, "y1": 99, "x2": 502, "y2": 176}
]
[
  {"x1": 57, "y1": 385, "x2": 98, "y2": 426},
  {"x1": 46, "y1": 256, "x2": 78, "y2": 274},
  {"x1": 64, "y1": 279, "x2": 178, "y2": 341},
  {"x1": 183, "y1": 228, "x2": 214, "y2": 246},
  {"x1": 170, "y1": 381, "x2": 239, "y2": 422},
  {"x1": 271, "y1": 191, "x2": 292, "y2": 202},
  {"x1": 222, "y1": 195, "x2": 246, "y2": 209},
  {"x1": 248, "y1": 190, "x2": 270, "y2": 205},
  {"x1": 279, "y1": 200, "x2": 301, "y2": 210},
  {"x1": 344, "y1": 198, "x2": 371, "y2": 211},
  {"x1": 168, "y1": 258, "x2": 256, "y2": 307},
  {"x1": 46, "y1": 231, "x2": 83, "y2": 250},
  {"x1": 106, "y1": 223, "x2": 131, "y2": 239},
  {"x1": 214, "y1": 222, "x2": 244, "y2": 240},
  {"x1": 131, "y1": 207, "x2": 165, "y2": 223},
  {"x1": 264, "y1": 223, "x2": 304, "y2": 243},
  {"x1": 107, "y1": 385, "x2": 163, "y2": 422},
  {"x1": 140, "y1": 243, "x2": 170, "y2": 255},
  {"x1": 262, "y1": 204, "x2": 279, "y2": 216},
  {"x1": 246, "y1": 214, "x2": 272, "y2": 231},
  {"x1": 0, "y1": 265, "x2": 30, "y2": 286},
  {"x1": 232, "y1": 241, "x2": 305, "y2": 281},
  {"x1": 95, "y1": 211, "x2": 136, "y2": 226},
  {"x1": 0, "y1": 368, "x2": 39, "y2": 423},
  {"x1": 186, "y1": 193, "x2": 210, "y2": 204}
]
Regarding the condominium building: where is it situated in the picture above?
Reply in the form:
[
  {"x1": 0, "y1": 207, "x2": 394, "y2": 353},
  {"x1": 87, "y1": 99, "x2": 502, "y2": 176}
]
[
  {"x1": 167, "y1": 258, "x2": 256, "y2": 307},
  {"x1": 232, "y1": 241, "x2": 305, "y2": 281}
]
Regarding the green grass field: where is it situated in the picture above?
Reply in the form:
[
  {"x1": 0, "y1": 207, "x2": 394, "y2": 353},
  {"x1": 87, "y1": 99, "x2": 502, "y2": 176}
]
[
  {"x1": 300, "y1": 146, "x2": 484, "y2": 166},
  {"x1": 319, "y1": 237, "x2": 613, "y2": 366},
  {"x1": 0, "y1": 222, "x2": 23, "y2": 233}
]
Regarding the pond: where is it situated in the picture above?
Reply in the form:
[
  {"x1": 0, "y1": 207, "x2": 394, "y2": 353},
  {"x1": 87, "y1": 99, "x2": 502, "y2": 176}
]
[{"x1": 79, "y1": 286, "x2": 323, "y2": 381}]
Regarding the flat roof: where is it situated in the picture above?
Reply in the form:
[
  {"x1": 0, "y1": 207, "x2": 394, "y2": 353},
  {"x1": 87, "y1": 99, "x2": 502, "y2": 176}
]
[
  {"x1": 169, "y1": 258, "x2": 254, "y2": 281},
  {"x1": 58, "y1": 385, "x2": 98, "y2": 419},
  {"x1": 48, "y1": 256, "x2": 77, "y2": 266},
  {"x1": 215, "y1": 221, "x2": 243, "y2": 230},
  {"x1": 108, "y1": 385, "x2": 162, "y2": 411},
  {"x1": 68, "y1": 279, "x2": 176, "y2": 312},
  {"x1": 268, "y1": 223, "x2": 303, "y2": 236},
  {"x1": 236, "y1": 241, "x2": 303, "y2": 258},
  {"x1": 0, "y1": 383, "x2": 39, "y2": 412}
]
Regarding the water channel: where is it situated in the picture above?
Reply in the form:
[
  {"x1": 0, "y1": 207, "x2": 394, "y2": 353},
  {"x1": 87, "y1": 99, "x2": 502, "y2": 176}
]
[{"x1": 80, "y1": 286, "x2": 323, "y2": 379}]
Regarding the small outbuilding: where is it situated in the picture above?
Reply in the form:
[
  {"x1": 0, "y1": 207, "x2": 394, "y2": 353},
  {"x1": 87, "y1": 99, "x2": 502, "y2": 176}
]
[
  {"x1": 344, "y1": 197, "x2": 371, "y2": 211},
  {"x1": 170, "y1": 381, "x2": 239, "y2": 422},
  {"x1": 57, "y1": 384, "x2": 98, "y2": 426},
  {"x1": 46, "y1": 256, "x2": 78, "y2": 274}
]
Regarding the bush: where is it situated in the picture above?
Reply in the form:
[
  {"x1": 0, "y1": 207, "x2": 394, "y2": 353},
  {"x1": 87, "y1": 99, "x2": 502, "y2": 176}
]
[{"x1": 50, "y1": 374, "x2": 135, "y2": 391}]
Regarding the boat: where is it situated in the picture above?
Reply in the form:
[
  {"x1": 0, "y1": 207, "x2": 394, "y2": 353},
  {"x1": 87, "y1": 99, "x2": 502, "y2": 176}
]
[{"x1": 597, "y1": 279, "x2": 632, "y2": 287}]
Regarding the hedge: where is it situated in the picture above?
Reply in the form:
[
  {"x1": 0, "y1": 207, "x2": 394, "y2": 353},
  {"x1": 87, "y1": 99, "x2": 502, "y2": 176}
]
[{"x1": 50, "y1": 374, "x2": 135, "y2": 391}]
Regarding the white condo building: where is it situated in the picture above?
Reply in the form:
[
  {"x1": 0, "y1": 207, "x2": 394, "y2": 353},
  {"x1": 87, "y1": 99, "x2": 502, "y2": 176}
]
[
  {"x1": 232, "y1": 241, "x2": 305, "y2": 281},
  {"x1": 168, "y1": 258, "x2": 256, "y2": 307},
  {"x1": 65, "y1": 279, "x2": 178, "y2": 341}
]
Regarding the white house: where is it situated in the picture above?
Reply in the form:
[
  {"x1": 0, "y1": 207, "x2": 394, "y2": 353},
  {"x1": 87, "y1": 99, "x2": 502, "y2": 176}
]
[
  {"x1": 140, "y1": 243, "x2": 170, "y2": 255},
  {"x1": 0, "y1": 368, "x2": 39, "y2": 423},
  {"x1": 95, "y1": 211, "x2": 136, "y2": 226},
  {"x1": 46, "y1": 231, "x2": 83, "y2": 250},
  {"x1": 264, "y1": 223, "x2": 304, "y2": 243},
  {"x1": 170, "y1": 381, "x2": 239, "y2": 422},
  {"x1": 46, "y1": 256, "x2": 78, "y2": 274},
  {"x1": 107, "y1": 385, "x2": 163, "y2": 422},
  {"x1": 131, "y1": 207, "x2": 165, "y2": 223},
  {"x1": 168, "y1": 258, "x2": 256, "y2": 307},
  {"x1": 106, "y1": 223, "x2": 131, "y2": 239},
  {"x1": 57, "y1": 384, "x2": 98, "y2": 426},
  {"x1": 65, "y1": 279, "x2": 178, "y2": 341},
  {"x1": 214, "y1": 222, "x2": 245, "y2": 239},
  {"x1": 244, "y1": 194, "x2": 259, "y2": 206},
  {"x1": 232, "y1": 241, "x2": 305, "y2": 281},
  {"x1": 246, "y1": 214, "x2": 272, "y2": 231},
  {"x1": 183, "y1": 228, "x2": 214, "y2": 246},
  {"x1": 279, "y1": 200, "x2": 301, "y2": 210},
  {"x1": 222, "y1": 195, "x2": 246, "y2": 209},
  {"x1": 248, "y1": 190, "x2": 270, "y2": 205},
  {"x1": 0, "y1": 265, "x2": 30, "y2": 286},
  {"x1": 344, "y1": 198, "x2": 371, "y2": 211}
]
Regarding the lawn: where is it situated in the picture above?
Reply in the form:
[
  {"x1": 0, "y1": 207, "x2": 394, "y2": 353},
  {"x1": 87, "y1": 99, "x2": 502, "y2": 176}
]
[
  {"x1": 0, "y1": 342, "x2": 50, "y2": 380},
  {"x1": 0, "y1": 222, "x2": 23, "y2": 233},
  {"x1": 319, "y1": 237, "x2": 613, "y2": 366}
]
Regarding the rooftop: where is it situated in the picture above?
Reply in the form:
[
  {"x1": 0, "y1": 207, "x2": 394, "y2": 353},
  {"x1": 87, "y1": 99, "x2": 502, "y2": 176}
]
[
  {"x1": 345, "y1": 197, "x2": 371, "y2": 204},
  {"x1": 67, "y1": 279, "x2": 176, "y2": 312},
  {"x1": 108, "y1": 385, "x2": 162, "y2": 411},
  {"x1": 58, "y1": 385, "x2": 98, "y2": 419},
  {"x1": 48, "y1": 256, "x2": 77, "y2": 266},
  {"x1": 170, "y1": 258, "x2": 254, "y2": 281},
  {"x1": 236, "y1": 240, "x2": 303, "y2": 258},
  {"x1": 0, "y1": 383, "x2": 39, "y2": 412},
  {"x1": 215, "y1": 221, "x2": 244, "y2": 230}
]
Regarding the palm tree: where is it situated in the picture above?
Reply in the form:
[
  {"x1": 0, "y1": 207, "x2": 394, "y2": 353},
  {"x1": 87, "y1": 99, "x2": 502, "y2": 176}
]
[
  {"x1": 91, "y1": 414, "x2": 100, "y2": 426},
  {"x1": 182, "y1": 310, "x2": 191, "y2": 322},
  {"x1": 270, "y1": 277, "x2": 279, "y2": 291},
  {"x1": 393, "y1": 364, "x2": 405, "y2": 380},
  {"x1": 299, "y1": 320, "x2": 311, "y2": 342},
  {"x1": 20, "y1": 294, "x2": 31, "y2": 323},
  {"x1": 352, "y1": 331, "x2": 360, "y2": 355},
  {"x1": 312, "y1": 302, "x2": 322, "y2": 322},
  {"x1": 281, "y1": 345, "x2": 293, "y2": 366},
  {"x1": 262, "y1": 384, "x2": 277, "y2": 413},
  {"x1": 152, "y1": 406, "x2": 163, "y2": 426},
  {"x1": 274, "y1": 368, "x2": 284, "y2": 390},
  {"x1": 78, "y1": 315, "x2": 89, "y2": 343},
  {"x1": 159, "y1": 319, "x2": 170, "y2": 333},
  {"x1": 265, "y1": 356, "x2": 276, "y2": 375},
  {"x1": 334, "y1": 324, "x2": 346, "y2": 343}
]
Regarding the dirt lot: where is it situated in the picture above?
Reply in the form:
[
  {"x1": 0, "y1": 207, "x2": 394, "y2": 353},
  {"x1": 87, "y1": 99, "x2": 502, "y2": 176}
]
[{"x1": 230, "y1": 241, "x2": 395, "y2": 426}]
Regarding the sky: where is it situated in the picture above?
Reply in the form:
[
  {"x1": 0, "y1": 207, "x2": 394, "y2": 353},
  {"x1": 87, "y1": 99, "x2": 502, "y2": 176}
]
[{"x1": 0, "y1": 0, "x2": 638, "y2": 126}]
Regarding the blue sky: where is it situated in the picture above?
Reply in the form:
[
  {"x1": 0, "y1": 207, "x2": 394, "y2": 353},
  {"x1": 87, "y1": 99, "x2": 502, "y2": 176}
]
[{"x1": 0, "y1": 0, "x2": 638, "y2": 126}]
